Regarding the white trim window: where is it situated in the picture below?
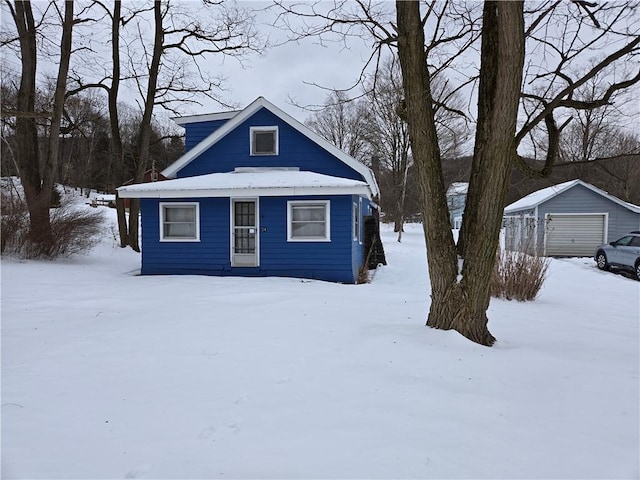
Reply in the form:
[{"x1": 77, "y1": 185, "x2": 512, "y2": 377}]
[
  {"x1": 287, "y1": 200, "x2": 330, "y2": 242},
  {"x1": 160, "y1": 202, "x2": 200, "y2": 242},
  {"x1": 357, "y1": 197, "x2": 363, "y2": 244},
  {"x1": 353, "y1": 199, "x2": 363, "y2": 243},
  {"x1": 250, "y1": 126, "x2": 278, "y2": 155}
]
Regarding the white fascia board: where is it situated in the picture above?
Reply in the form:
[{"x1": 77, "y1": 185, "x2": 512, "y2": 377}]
[
  {"x1": 117, "y1": 185, "x2": 372, "y2": 199},
  {"x1": 504, "y1": 179, "x2": 579, "y2": 213},
  {"x1": 171, "y1": 110, "x2": 240, "y2": 126},
  {"x1": 504, "y1": 179, "x2": 640, "y2": 215},
  {"x1": 257, "y1": 99, "x2": 380, "y2": 197},
  {"x1": 162, "y1": 97, "x2": 380, "y2": 197},
  {"x1": 578, "y1": 181, "x2": 640, "y2": 214},
  {"x1": 162, "y1": 98, "x2": 271, "y2": 178}
]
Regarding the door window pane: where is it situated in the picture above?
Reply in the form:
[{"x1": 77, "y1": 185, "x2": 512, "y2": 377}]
[{"x1": 235, "y1": 201, "x2": 255, "y2": 226}]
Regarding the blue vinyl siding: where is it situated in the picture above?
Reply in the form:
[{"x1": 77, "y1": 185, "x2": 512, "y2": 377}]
[
  {"x1": 538, "y1": 184, "x2": 640, "y2": 241},
  {"x1": 177, "y1": 108, "x2": 365, "y2": 183},
  {"x1": 140, "y1": 195, "x2": 364, "y2": 283},
  {"x1": 350, "y1": 196, "x2": 369, "y2": 280},
  {"x1": 141, "y1": 197, "x2": 231, "y2": 274},
  {"x1": 184, "y1": 119, "x2": 230, "y2": 152},
  {"x1": 505, "y1": 184, "x2": 640, "y2": 254}
]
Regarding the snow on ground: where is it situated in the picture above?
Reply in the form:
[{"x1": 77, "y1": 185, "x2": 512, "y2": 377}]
[{"x1": 1, "y1": 209, "x2": 639, "y2": 479}]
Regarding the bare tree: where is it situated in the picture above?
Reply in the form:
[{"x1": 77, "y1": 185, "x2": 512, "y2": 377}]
[
  {"x1": 364, "y1": 57, "x2": 411, "y2": 239},
  {"x1": 305, "y1": 90, "x2": 372, "y2": 164},
  {"x1": 119, "y1": 0, "x2": 262, "y2": 251},
  {"x1": 57, "y1": 1, "x2": 262, "y2": 250},
  {"x1": 275, "y1": 0, "x2": 640, "y2": 346},
  {"x1": 4, "y1": 0, "x2": 74, "y2": 254},
  {"x1": 107, "y1": 0, "x2": 128, "y2": 246},
  {"x1": 521, "y1": 65, "x2": 639, "y2": 166},
  {"x1": 366, "y1": 56, "x2": 469, "y2": 239},
  {"x1": 395, "y1": 1, "x2": 524, "y2": 345}
]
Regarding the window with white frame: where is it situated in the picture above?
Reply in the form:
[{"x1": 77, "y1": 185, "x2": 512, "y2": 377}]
[
  {"x1": 353, "y1": 201, "x2": 361, "y2": 242},
  {"x1": 160, "y1": 203, "x2": 200, "y2": 241},
  {"x1": 353, "y1": 198, "x2": 362, "y2": 243},
  {"x1": 250, "y1": 126, "x2": 278, "y2": 155},
  {"x1": 287, "y1": 200, "x2": 330, "y2": 242}
]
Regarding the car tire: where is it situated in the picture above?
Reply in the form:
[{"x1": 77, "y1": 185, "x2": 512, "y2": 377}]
[
  {"x1": 596, "y1": 251, "x2": 609, "y2": 271},
  {"x1": 635, "y1": 261, "x2": 640, "y2": 281}
]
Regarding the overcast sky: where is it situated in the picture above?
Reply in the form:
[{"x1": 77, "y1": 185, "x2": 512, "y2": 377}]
[
  {"x1": 2, "y1": 1, "x2": 637, "y2": 138},
  {"x1": 185, "y1": 3, "x2": 379, "y2": 121},
  {"x1": 0, "y1": 1, "x2": 378, "y2": 124}
]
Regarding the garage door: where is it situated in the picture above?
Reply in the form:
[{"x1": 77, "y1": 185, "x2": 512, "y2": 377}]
[{"x1": 544, "y1": 213, "x2": 606, "y2": 256}]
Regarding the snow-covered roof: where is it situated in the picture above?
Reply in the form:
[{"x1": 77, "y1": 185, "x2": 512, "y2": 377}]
[
  {"x1": 94, "y1": 194, "x2": 116, "y2": 201},
  {"x1": 117, "y1": 168, "x2": 373, "y2": 199},
  {"x1": 504, "y1": 179, "x2": 640, "y2": 214},
  {"x1": 446, "y1": 182, "x2": 468, "y2": 196},
  {"x1": 163, "y1": 97, "x2": 380, "y2": 197}
]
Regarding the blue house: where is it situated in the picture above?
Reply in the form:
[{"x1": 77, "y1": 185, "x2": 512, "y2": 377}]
[{"x1": 117, "y1": 97, "x2": 384, "y2": 283}]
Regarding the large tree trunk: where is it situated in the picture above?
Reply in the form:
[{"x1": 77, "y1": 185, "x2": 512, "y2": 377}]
[
  {"x1": 13, "y1": 1, "x2": 46, "y2": 245},
  {"x1": 455, "y1": 1, "x2": 525, "y2": 344},
  {"x1": 126, "y1": 0, "x2": 163, "y2": 252},
  {"x1": 43, "y1": 0, "x2": 74, "y2": 197},
  {"x1": 396, "y1": 1, "x2": 524, "y2": 346},
  {"x1": 396, "y1": 0, "x2": 460, "y2": 329},
  {"x1": 108, "y1": 0, "x2": 130, "y2": 248},
  {"x1": 12, "y1": 1, "x2": 74, "y2": 253}
]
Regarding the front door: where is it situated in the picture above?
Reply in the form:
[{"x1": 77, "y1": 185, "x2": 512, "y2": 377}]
[{"x1": 232, "y1": 199, "x2": 258, "y2": 267}]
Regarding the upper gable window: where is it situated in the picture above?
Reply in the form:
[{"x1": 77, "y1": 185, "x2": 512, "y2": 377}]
[{"x1": 250, "y1": 126, "x2": 278, "y2": 156}]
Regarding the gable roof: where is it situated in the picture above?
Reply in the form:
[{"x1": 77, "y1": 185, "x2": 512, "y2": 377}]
[
  {"x1": 118, "y1": 168, "x2": 372, "y2": 199},
  {"x1": 504, "y1": 179, "x2": 640, "y2": 214},
  {"x1": 163, "y1": 97, "x2": 379, "y2": 197}
]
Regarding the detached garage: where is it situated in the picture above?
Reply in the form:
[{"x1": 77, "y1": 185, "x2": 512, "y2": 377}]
[{"x1": 504, "y1": 180, "x2": 640, "y2": 257}]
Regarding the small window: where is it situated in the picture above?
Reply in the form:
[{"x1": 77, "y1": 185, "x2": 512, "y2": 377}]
[
  {"x1": 287, "y1": 200, "x2": 330, "y2": 242},
  {"x1": 353, "y1": 202, "x2": 359, "y2": 241},
  {"x1": 353, "y1": 199, "x2": 362, "y2": 243},
  {"x1": 160, "y1": 203, "x2": 200, "y2": 241},
  {"x1": 250, "y1": 126, "x2": 278, "y2": 155}
]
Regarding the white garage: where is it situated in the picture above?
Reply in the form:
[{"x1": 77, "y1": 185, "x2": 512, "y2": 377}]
[{"x1": 504, "y1": 180, "x2": 640, "y2": 257}]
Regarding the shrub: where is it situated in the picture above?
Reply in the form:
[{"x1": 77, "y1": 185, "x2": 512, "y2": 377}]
[
  {"x1": 491, "y1": 248, "x2": 549, "y2": 301},
  {"x1": 50, "y1": 185, "x2": 62, "y2": 208},
  {"x1": 1, "y1": 195, "x2": 104, "y2": 258},
  {"x1": 0, "y1": 193, "x2": 29, "y2": 254}
]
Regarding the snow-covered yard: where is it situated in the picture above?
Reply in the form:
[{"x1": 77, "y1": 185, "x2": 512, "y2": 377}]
[{"x1": 2, "y1": 210, "x2": 639, "y2": 479}]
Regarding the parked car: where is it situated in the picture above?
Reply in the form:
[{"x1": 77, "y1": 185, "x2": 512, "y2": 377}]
[{"x1": 594, "y1": 232, "x2": 640, "y2": 280}]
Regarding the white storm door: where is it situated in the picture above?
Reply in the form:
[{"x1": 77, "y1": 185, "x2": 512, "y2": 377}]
[{"x1": 232, "y1": 199, "x2": 258, "y2": 267}]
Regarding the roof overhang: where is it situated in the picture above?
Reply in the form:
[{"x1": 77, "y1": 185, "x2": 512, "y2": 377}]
[{"x1": 117, "y1": 170, "x2": 373, "y2": 200}]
